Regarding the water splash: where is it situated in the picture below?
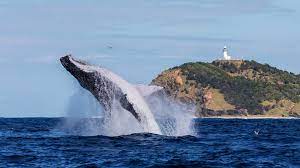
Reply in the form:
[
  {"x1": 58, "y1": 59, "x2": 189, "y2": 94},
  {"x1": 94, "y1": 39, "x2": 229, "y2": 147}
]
[
  {"x1": 101, "y1": 100, "x2": 144, "y2": 136},
  {"x1": 61, "y1": 87, "x2": 143, "y2": 136},
  {"x1": 144, "y1": 90, "x2": 196, "y2": 136},
  {"x1": 62, "y1": 85, "x2": 196, "y2": 136}
]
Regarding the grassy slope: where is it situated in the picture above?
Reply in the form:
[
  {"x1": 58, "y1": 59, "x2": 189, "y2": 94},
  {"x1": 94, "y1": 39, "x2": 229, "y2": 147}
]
[{"x1": 154, "y1": 60, "x2": 300, "y2": 116}]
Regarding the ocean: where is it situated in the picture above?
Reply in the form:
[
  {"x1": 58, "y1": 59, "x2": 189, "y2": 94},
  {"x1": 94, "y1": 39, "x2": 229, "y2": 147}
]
[{"x1": 0, "y1": 118, "x2": 299, "y2": 167}]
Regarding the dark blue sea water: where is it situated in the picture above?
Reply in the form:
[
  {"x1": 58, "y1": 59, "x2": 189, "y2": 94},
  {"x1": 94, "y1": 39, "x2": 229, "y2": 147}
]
[{"x1": 0, "y1": 118, "x2": 299, "y2": 168}]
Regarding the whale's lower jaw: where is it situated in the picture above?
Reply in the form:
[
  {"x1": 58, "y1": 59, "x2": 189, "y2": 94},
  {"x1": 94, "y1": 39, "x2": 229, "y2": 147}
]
[{"x1": 60, "y1": 55, "x2": 161, "y2": 134}]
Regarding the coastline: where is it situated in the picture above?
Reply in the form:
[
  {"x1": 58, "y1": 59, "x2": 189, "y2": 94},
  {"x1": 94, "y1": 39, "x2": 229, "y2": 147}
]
[{"x1": 199, "y1": 115, "x2": 299, "y2": 119}]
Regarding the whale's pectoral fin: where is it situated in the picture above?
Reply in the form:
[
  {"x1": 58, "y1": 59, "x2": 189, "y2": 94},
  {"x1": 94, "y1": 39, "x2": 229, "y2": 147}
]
[{"x1": 119, "y1": 94, "x2": 141, "y2": 122}]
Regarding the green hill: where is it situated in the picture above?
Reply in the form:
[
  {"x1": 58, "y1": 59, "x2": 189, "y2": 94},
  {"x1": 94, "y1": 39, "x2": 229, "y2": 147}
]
[{"x1": 151, "y1": 60, "x2": 300, "y2": 117}]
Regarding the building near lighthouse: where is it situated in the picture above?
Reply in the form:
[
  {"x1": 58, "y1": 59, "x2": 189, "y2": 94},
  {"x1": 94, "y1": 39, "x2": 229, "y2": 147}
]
[
  {"x1": 215, "y1": 46, "x2": 243, "y2": 62},
  {"x1": 214, "y1": 46, "x2": 244, "y2": 68}
]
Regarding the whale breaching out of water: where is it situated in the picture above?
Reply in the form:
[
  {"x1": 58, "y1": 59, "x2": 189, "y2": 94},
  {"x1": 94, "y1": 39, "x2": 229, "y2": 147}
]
[{"x1": 60, "y1": 55, "x2": 161, "y2": 134}]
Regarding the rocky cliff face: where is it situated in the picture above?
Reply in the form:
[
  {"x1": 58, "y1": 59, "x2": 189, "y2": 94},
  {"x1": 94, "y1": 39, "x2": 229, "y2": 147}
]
[{"x1": 151, "y1": 60, "x2": 300, "y2": 117}]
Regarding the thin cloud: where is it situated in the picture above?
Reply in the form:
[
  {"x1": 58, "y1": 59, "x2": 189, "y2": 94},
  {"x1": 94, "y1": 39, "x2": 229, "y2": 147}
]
[
  {"x1": 24, "y1": 55, "x2": 58, "y2": 64},
  {"x1": 97, "y1": 34, "x2": 247, "y2": 43},
  {"x1": 159, "y1": 55, "x2": 190, "y2": 59},
  {"x1": 162, "y1": 0, "x2": 294, "y2": 15},
  {"x1": 84, "y1": 54, "x2": 114, "y2": 60},
  {"x1": 0, "y1": 36, "x2": 47, "y2": 46}
]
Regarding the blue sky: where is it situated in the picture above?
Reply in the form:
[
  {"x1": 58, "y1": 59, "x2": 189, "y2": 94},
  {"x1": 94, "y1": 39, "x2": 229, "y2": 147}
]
[{"x1": 0, "y1": 0, "x2": 299, "y2": 117}]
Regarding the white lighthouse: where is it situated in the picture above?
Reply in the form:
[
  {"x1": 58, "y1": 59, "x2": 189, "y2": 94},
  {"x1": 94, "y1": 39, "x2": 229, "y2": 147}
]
[{"x1": 223, "y1": 46, "x2": 231, "y2": 60}]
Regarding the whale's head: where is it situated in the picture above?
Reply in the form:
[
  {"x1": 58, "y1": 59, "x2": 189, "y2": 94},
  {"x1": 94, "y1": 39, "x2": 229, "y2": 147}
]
[
  {"x1": 60, "y1": 55, "x2": 90, "y2": 73},
  {"x1": 60, "y1": 55, "x2": 101, "y2": 103},
  {"x1": 60, "y1": 55, "x2": 98, "y2": 85}
]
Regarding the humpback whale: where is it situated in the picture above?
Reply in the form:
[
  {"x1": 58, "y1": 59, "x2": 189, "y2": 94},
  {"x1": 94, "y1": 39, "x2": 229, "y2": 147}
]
[{"x1": 60, "y1": 55, "x2": 161, "y2": 134}]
